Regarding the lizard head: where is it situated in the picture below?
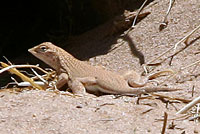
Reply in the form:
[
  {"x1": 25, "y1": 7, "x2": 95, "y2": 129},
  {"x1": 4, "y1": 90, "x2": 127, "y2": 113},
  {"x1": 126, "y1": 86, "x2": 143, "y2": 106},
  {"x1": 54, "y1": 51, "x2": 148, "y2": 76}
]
[{"x1": 28, "y1": 42, "x2": 61, "y2": 71}]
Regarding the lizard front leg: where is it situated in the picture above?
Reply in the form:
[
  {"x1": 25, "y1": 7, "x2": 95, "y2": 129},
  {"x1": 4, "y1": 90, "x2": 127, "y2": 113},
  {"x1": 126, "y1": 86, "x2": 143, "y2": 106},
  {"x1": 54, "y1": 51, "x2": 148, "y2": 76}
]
[
  {"x1": 57, "y1": 73, "x2": 98, "y2": 95},
  {"x1": 56, "y1": 73, "x2": 69, "y2": 89},
  {"x1": 67, "y1": 77, "x2": 97, "y2": 95}
]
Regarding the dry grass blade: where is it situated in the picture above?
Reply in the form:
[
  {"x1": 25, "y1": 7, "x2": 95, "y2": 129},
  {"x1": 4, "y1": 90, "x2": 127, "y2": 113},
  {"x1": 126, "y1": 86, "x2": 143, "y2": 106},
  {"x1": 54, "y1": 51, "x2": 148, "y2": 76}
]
[
  {"x1": 159, "y1": 0, "x2": 175, "y2": 31},
  {"x1": 30, "y1": 68, "x2": 47, "y2": 84},
  {"x1": 159, "y1": 59, "x2": 200, "y2": 86},
  {"x1": 150, "y1": 93, "x2": 192, "y2": 103},
  {"x1": 161, "y1": 112, "x2": 168, "y2": 134},
  {"x1": 0, "y1": 64, "x2": 48, "y2": 74},
  {"x1": 147, "y1": 24, "x2": 200, "y2": 65},
  {"x1": 0, "y1": 62, "x2": 43, "y2": 90},
  {"x1": 131, "y1": 0, "x2": 148, "y2": 28},
  {"x1": 180, "y1": 59, "x2": 200, "y2": 71},
  {"x1": 176, "y1": 96, "x2": 200, "y2": 114},
  {"x1": 148, "y1": 69, "x2": 174, "y2": 80}
]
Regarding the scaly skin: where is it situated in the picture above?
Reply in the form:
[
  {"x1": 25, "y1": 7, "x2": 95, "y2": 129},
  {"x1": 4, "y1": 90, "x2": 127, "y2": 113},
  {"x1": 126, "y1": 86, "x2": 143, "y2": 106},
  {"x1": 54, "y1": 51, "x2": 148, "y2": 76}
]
[{"x1": 29, "y1": 42, "x2": 181, "y2": 96}]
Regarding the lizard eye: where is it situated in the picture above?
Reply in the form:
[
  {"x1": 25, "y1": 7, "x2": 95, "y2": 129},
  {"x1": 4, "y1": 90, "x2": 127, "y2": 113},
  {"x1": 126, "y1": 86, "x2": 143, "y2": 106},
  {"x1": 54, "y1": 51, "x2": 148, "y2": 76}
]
[{"x1": 39, "y1": 46, "x2": 48, "y2": 52}]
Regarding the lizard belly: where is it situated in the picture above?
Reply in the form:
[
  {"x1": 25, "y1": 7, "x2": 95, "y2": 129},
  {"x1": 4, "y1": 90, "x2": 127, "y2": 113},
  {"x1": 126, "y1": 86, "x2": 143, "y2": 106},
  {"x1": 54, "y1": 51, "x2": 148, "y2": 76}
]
[
  {"x1": 85, "y1": 85, "x2": 103, "y2": 92},
  {"x1": 85, "y1": 85, "x2": 119, "y2": 94}
]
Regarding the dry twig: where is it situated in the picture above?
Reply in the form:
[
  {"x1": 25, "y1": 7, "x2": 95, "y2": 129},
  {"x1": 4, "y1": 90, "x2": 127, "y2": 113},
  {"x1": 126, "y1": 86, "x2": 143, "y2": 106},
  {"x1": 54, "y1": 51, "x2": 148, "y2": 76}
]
[
  {"x1": 161, "y1": 112, "x2": 168, "y2": 134},
  {"x1": 142, "y1": 24, "x2": 200, "y2": 76},
  {"x1": 177, "y1": 96, "x2": 200, "y2": 114},
  {"x1": 0, "y1": 62, "x2": 43, "y2": 90},
  {"x1": 147, "y1": 25, "x2": 200, "y2": 65},
  {"x1": 147, "y1": 24, "x2": 200, "y2": 65},
  {"x1": 150, "y1": 93, "x2": 192, "y2": 103},
  {"x1": 0, "y1": 64, "x2": 48, "y2": 74},
  {"x1": 131, "y1": 0, "x2": 148, "y2": 28},
  {"x1": 159, "y1": 0, "x2": 175, "y2": 31},
  {"x1": 159, "y1": 59, "x2": 200, "y2": 85}
]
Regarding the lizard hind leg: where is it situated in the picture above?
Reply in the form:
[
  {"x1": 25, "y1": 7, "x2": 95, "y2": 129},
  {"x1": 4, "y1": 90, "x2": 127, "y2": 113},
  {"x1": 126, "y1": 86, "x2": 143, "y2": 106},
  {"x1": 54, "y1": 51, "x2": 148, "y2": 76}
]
[
  {"x1": 123, "y1": 69, "x2": 174, "y2": 88},
  {"x1": 122, "y1": 70, "x2": 147, "y2": 88}
]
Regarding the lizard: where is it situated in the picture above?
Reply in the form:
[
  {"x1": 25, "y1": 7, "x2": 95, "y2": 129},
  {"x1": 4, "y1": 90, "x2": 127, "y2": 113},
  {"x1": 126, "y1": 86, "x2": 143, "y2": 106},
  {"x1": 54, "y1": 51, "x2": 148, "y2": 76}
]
[{"x1": 28, "y1": 42, "x2": 181, "y2": 96}]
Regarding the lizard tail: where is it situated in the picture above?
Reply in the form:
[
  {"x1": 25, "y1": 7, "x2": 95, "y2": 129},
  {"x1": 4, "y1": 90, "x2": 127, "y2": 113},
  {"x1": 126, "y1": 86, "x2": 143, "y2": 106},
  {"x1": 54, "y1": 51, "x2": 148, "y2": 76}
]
[
  {"x1": 142, "y1": 87, "x2": 182, "y2": 93},
  {"x1": 119, "y1": 87, "x2": 182, "y2": 96}
]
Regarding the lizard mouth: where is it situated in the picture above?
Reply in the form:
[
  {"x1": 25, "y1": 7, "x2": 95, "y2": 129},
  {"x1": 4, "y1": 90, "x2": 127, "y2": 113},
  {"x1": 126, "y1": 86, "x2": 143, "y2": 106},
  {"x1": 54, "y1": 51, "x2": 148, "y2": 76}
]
[{"x1": 28, "y1": 48, "x2": 40, "y2": 59}]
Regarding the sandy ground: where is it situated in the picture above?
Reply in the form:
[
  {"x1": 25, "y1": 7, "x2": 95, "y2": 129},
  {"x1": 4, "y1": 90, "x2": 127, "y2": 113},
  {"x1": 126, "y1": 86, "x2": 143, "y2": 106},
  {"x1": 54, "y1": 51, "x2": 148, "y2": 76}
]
[{"x1": 0, "y1": 0, "x2": 200, "y2": 133}]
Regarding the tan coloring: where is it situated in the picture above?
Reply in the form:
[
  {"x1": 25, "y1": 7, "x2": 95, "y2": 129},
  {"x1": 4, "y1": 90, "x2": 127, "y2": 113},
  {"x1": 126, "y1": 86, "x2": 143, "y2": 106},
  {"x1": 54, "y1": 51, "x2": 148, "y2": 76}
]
[{"x1": 29, "y1": 42, "x2": 180, "y2": 96}]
